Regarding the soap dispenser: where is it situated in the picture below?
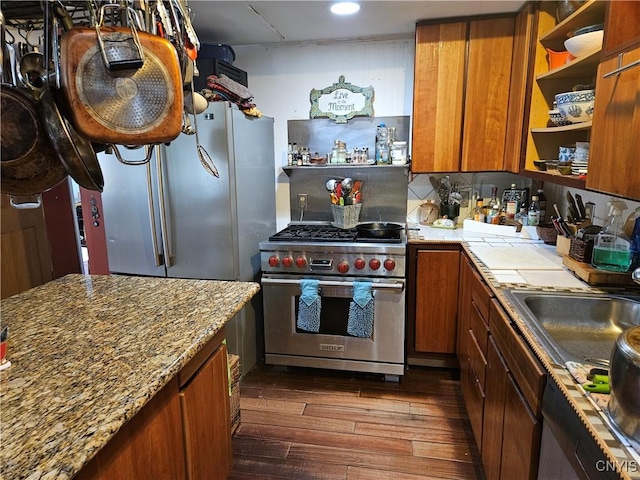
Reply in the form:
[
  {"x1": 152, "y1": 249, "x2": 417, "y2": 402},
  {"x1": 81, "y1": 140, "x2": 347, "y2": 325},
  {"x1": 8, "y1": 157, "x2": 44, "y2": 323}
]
[{"x1": 592, "y1": 201, "x2": 633, "y2": 272}]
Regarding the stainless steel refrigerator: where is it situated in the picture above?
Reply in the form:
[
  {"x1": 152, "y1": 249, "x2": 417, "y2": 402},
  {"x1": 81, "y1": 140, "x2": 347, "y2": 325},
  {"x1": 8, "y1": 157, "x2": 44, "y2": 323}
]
[{"x1": 98, "y1": 102, "x2": 276, "y2": 375}]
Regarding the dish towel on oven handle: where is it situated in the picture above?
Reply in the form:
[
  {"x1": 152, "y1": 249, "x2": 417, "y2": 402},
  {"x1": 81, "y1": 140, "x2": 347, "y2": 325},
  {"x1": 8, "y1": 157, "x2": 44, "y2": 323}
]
[
  {"x1": 347, "y1": 281, "x2": 374, "y2": 338},
  {"x1": 297, "y1": 279, "x2": 321, "y2": 333}
]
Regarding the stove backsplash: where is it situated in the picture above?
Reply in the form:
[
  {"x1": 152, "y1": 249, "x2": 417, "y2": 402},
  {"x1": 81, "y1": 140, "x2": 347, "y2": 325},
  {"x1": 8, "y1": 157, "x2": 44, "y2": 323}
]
[
  {"x1": 287, "y1": 116, "x2": 410, "y2": 224},
  {"x1": 287, "y1": 165, "x2": 408, "y2": 223}
]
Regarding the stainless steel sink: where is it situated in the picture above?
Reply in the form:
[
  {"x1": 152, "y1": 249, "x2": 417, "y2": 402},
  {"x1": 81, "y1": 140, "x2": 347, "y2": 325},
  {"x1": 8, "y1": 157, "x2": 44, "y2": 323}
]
[{"x1": 503, "y1": 290, "x2": 640, "y2": 366}]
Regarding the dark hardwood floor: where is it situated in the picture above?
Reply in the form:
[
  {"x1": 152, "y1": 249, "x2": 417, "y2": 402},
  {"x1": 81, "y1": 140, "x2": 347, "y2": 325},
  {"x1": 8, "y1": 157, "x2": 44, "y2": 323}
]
[{"x1": 229, "y1": 365, "x2": 484, "y2": 480}]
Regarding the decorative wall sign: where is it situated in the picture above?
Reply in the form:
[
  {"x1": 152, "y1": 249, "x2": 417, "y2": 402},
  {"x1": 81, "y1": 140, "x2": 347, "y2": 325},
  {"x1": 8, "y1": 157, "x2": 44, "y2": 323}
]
[{"x1": 310, "y1": 75, "x2": 374, "y2": 123}]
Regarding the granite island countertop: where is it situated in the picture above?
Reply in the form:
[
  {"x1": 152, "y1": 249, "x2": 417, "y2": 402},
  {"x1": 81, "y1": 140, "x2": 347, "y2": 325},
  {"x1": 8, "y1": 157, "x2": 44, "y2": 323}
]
[
  {"x1": 409, "y1": 223, "x2": 640, "y2": 479},
  {"x1": 0, "y1": 274, "x2": 260, "y2": 480}
]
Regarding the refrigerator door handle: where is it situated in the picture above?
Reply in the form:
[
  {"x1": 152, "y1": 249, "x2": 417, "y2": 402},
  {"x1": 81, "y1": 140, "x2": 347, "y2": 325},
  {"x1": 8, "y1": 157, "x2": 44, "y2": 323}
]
[
  {"x1": 145, "y1": 152, "x2": 163, "y2": 266},
  {"x1": 155, "y1": 145, "x2": 175, "y2": 267}
]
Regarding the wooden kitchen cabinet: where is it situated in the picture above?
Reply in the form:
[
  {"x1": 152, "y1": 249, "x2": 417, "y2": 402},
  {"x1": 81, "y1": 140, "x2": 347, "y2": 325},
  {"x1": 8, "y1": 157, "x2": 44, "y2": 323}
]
[
  {"x1": 480, "y1": 300, "x2": 545, "y2": 480},
  {"x1": 180, "y1": 341, "x2": 232, "y2": 480},
  {"x1": 77, "y1": 329, "x2": 231, "y2": 480},
  {"x1": 407, "y1": 245, "x2": 460, "y2": 363},
  {"x1": 412, "y1": 15, "x2": 517, "y2": 173},
  {"x1": 587, "y1": 3, "x2": 640, "y2": 200},
  {"x1": 456, "y1": 252, "x2": 493, "y2": 451},
  {"x1": 77, "y1": 377, "x2": 187, "y2": 480}
]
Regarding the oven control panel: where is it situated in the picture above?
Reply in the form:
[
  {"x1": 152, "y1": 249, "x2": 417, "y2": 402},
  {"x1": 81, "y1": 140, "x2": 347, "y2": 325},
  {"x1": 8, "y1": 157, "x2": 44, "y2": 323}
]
[{"x1": 261, "y1": 250, "x2": 405, "y2": 277}]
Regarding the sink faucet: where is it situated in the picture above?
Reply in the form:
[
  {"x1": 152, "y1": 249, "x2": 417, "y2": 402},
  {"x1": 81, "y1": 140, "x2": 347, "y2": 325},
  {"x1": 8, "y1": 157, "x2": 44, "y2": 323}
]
[{"x1": 633, "y1": 267, "x2": 640, "y2": 285}]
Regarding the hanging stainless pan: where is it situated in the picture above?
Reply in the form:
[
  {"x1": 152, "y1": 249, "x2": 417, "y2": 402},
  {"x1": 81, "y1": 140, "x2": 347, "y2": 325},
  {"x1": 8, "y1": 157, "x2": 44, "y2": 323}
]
[{"x1": 39, "y1": 87, "x2": 103, "y2": 191}]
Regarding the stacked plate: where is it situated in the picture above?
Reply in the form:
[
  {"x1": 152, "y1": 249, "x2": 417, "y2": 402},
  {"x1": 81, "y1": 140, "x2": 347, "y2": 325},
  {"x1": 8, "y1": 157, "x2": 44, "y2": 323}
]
[{"x1": 572, "y1": 141, "x2": 590, "y2": 175}]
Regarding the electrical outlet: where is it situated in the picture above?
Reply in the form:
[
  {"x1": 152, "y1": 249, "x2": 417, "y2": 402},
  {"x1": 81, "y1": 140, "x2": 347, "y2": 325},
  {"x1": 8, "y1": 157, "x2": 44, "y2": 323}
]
[{"x1": 297, "y1": 193, "x2": 308, "y2": 209}]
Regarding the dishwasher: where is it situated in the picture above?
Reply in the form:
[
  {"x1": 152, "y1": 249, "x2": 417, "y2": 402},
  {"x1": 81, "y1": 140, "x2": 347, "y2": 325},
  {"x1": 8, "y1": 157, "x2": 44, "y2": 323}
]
[{"x1": 538, "y1": 377, "x2": 619, "y2": 480}]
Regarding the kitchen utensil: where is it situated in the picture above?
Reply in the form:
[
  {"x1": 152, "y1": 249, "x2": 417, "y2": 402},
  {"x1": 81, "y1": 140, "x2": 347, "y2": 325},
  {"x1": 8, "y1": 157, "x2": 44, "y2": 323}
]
[
  {"x1": 575, "y1": 194, "x2": 587, "y2": 219},
  {"x1": 608, "y1": 326, "x2": 640, "y2": 443},
  {"x1": 1, "y1": 85, "x2": 68, "y2": 195},
  {"x1": 356, "y1": 222, "x2": 404, "y2": 239},
  {"x1": 341, "y1": 177, "x2": 353, "y2": 194},
  {"x1": 38, "y1": 87, "x2": 104, "y2": 191},
  {"x1": 326, "y1": 179, "x2": 337, "y2": 192},
  {"x1": 583, "y1": 382, "x2": 610, "y2": 394},
  {"x1": 17, "y1": 51, "x2": 51, "y2": 93},
  {"x1": 189, "y1": 76, "x2": 218, "y2": 177},
  {"x1": 566, "y1": 192, "x2": 581, "y2": 221},
  {"x1": 59, "y1": 6, "x2": 183, "y2": 145}
]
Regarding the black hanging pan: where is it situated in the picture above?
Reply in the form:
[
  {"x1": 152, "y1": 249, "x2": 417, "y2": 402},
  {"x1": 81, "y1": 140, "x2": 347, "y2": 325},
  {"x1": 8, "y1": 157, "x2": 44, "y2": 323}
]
[
  {"x1": 39, "y1": 87, "x2": 104, "y2": 191},
  {"x1": 356, "y1": 222, "x2": 405, "y2": 239}
]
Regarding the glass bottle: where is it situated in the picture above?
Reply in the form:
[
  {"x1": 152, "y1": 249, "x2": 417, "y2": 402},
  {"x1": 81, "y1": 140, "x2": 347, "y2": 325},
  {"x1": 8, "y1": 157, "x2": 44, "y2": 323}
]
[
  {"x1": 515, "y1": 207, "x2": 529, "y2": 226},
  {"x1": 287, "y1": 143, "x2": 294, "y2": 166},
  {"x1": 528, "y1": 195, "x2": 540, "y2": 226},
  {"x1": 474, "y1": 200, "x2": 486, "y2": 223},
  {"x1": 536, "y1": 181, "x2": 547, "y2": 223},
  {"x1": 487, "y1": 186, "x2": 499, "y2": 210},
  {"x1": 592, "y1": 203, "x2": 633, "y2": 272},
  {"x1": 375, "y1": 124, "x2": 390, "y2": 165},
  {"x1": 489, "y1": 205, "x2": 501, "y2": 225},
  {"x1": 337, "y1": 141, "x2": 347, "y2": 163},
  {"x1": 330, "y1": 140, "x2": 340, "y2": 164}
]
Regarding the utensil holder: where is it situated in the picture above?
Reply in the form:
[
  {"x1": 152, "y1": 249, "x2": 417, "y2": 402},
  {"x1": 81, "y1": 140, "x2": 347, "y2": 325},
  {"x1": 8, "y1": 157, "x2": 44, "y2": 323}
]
[
  {"x1": 569, "y1": 237, "x2": 594, "y2": 263},
  {"x1": 331, "y1": 204, "x2": 362, "y2": 229}
]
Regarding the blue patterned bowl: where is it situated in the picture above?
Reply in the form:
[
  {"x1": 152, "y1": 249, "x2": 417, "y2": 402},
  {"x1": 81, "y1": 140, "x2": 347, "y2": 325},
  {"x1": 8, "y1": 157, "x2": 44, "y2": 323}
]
[{"x1": 554, "y1": 89, "x2": 595, "y2": 123}]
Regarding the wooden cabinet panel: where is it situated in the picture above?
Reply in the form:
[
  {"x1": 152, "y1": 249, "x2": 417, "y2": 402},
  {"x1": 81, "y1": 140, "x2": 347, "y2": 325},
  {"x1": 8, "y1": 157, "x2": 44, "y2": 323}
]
[
  {"x1": 602, "y1": 1, "x2": 640, "y2": 56},
  {"x1": 461, "y1": 16, "x2": 516, "y2": 172},
  {"x1": 468, "y1": 328, "x2": 487, "y2": 389},
  {"x1": 412, "y1": 22, "x2": 467, "y2": 173},
  {"x1": 456, "y1": 254, "x2": 473, "y2": 358},
  {"x1": 414, "y1": 249, "x2": 460, "y2": 353},
  {"x1": 482, "y1": 337, "x2": 508, "y2": 480},
  {"x1": 461, "y1": 356, "x2": 485, "y2": 449},
  {"x1": 489, "y1": 300, "x2": 546, "y2": 416},
  {"x1": 77, "y1": 378, "x2": 187, "y2": 480},
  {"x1": 504, "y1": 4, "x2": 534, "y2": 173},
  {"x1": 181, "y1": 344, "x2": 232, "y2": 480},
  {"x1": 500, "y1": 375, "x2": 541, "y2": 480},
  {"x1": 587, "y1": 45, "x2": 640, "y2": 200},
  {"x1": 1, "y1": 194, "x2": 53, "y2": 299}
]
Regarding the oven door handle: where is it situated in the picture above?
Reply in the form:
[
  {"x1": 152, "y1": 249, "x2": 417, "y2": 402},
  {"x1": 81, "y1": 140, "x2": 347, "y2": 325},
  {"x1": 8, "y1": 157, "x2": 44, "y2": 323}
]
[{"x1": 261, "y1": 278, "x2": 404, "y2": 291}]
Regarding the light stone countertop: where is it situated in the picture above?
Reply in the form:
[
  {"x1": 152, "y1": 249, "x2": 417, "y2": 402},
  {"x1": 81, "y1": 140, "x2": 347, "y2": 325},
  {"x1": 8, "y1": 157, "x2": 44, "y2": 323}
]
[
  {"x1": 410, "y1": 223, "x2": 640, "y2": 478},
  {"x1": 0, "y1": 274, "x2": 260, "y2": 480}
]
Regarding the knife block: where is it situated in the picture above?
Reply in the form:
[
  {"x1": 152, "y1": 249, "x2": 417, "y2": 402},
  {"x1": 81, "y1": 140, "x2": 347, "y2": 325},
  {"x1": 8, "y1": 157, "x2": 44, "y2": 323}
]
[{"x1": 556, "y1": 236, "x2": 571, "y2": 256}]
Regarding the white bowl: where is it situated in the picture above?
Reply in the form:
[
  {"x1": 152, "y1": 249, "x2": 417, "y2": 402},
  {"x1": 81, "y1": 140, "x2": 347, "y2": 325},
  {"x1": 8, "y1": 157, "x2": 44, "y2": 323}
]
[
  {"x1": 555, "y1": 89, "x2": 595, "y2": 124},
  {"x1": 564, "y1": 30, "x2": 603, "y2": 58}
]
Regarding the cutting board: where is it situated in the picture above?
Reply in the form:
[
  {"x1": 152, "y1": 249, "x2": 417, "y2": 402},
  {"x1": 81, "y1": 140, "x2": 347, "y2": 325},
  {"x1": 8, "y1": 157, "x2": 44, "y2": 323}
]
[
  {"x1": 563, "y1": 256, "x2": 637, "y2": 286},
  {"x1": 469, "y1": 245, "x2": 563, "y2": 270}
]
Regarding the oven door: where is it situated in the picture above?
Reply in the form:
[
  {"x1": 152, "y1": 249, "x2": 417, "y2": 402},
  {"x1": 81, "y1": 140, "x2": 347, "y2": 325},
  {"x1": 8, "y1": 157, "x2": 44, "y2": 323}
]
[{"x1": 261, "y1": 274, "x2": 405, "y2": 376}]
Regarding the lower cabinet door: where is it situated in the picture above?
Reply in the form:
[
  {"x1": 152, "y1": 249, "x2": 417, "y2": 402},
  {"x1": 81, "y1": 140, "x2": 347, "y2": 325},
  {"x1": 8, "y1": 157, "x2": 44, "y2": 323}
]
[
  {"x1": 482, "y1": 336, "x2": 508, "y2": 480},
  {"x1": 500, "y1": 374, "x2": 541, "y2": 480},
  {"x1": 180, "y1": 344, "x2": 232, "y2": 480},
  {"x1": 461, "y1": 356, "x2": 485, "y2": 450}
]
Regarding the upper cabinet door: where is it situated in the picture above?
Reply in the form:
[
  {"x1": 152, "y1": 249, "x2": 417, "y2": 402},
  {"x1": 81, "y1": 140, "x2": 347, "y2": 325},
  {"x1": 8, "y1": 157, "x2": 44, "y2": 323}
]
[
  {"x1": 461, "y1": 16, "x2": 516, "y2": 172},
  {"x1": 587, "y1": 46, "x2": 640, "y2": 200},
  {"x1": 412, "y1": 22, "x2": 467, "y2": 173}
]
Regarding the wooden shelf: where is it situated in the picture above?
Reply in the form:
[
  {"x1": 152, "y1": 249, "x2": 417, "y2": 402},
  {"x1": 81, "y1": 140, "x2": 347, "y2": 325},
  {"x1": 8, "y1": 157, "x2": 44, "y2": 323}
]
[
  {"x1": 539, "y1": 0, "x2": 607, "y2": 45},
  {"x1": 531, "y1": 121, "x2": 592, "y2": 133},
  {"x1": 536, "y1": 49, "x2": 602, "y2": 80},
  {"x1": 520, "y1": 168, "x2": 587, "y2": 189}
]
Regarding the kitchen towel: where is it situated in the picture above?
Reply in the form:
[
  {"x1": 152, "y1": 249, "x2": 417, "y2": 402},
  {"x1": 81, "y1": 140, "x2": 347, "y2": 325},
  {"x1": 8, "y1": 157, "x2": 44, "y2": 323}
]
[
  {"x1": 347, "y1": 281, "x2": 374, "y2": 338},
  {"x1": 297, "y1": 279, "x2": 321, "y2": 333}
]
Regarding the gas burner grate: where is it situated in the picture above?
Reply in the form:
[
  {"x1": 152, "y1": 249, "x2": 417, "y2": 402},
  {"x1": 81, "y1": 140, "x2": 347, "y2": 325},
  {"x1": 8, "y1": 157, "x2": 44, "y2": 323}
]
[{"x1": 269, "y1": 225, "x2": 359, "y2": 242}]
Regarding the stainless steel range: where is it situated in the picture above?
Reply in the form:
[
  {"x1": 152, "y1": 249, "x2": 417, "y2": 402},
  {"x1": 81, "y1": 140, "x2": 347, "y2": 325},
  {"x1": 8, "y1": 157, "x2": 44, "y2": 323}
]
[{"x1": 260, "y1": 222, "x2": 406, "y2": 381}]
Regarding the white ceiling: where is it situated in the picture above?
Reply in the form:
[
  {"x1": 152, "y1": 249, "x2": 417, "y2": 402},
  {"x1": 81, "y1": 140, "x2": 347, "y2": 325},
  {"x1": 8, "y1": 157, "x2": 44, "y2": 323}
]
[{"x1": 188, "y1": 1, "x2": 527, "y2": 47}]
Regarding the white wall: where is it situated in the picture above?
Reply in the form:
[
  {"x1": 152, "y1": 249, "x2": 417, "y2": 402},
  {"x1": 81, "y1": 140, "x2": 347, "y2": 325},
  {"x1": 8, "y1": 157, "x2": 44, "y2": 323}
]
[{"x1": 233, "y1": 38, "x2": 415, "y2": 230}]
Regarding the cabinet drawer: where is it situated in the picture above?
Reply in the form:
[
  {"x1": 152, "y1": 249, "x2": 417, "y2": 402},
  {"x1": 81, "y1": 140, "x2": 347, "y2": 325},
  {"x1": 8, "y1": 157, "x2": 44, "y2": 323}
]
[
  {"x1": 489, "y1": 300, "x2": 545, "y2": 415},
  {"x1": 468, "y1": 328, "x2": 487, "y2": 389},
  {"x1": 469, "y1": 300, "x2": 489, "y2": 355},
  {"x1": 471, "y1": 268, "x2": 493, "y2": 321},
  {"x1": 461, "y1": 356, "x2": 485, "y2": 449}
]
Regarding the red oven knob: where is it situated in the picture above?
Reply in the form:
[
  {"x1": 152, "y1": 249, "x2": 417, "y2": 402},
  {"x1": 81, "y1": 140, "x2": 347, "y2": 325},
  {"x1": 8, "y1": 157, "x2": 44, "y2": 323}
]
[
  {"x1": 354, "y1": 258, "x2": 366, "y2": 270},
  {"x1": 282, "y1": 256, "x2": 293, "y2": 268},
  {"x1": 384, "y1": 259, "x2": 396, "y2": 271},
  {"x1": 369, "y1": 258, "x2": 381, "y2": 270},
  {"x1": 295, "y1": 256, "x2": 307, "y2": 268},
  {"x1": 268, "y1": 255, "x2": 279, "y2": 267},
  {"x1": 337, "y1": 261, "x2": 350, "y2": 274}
]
